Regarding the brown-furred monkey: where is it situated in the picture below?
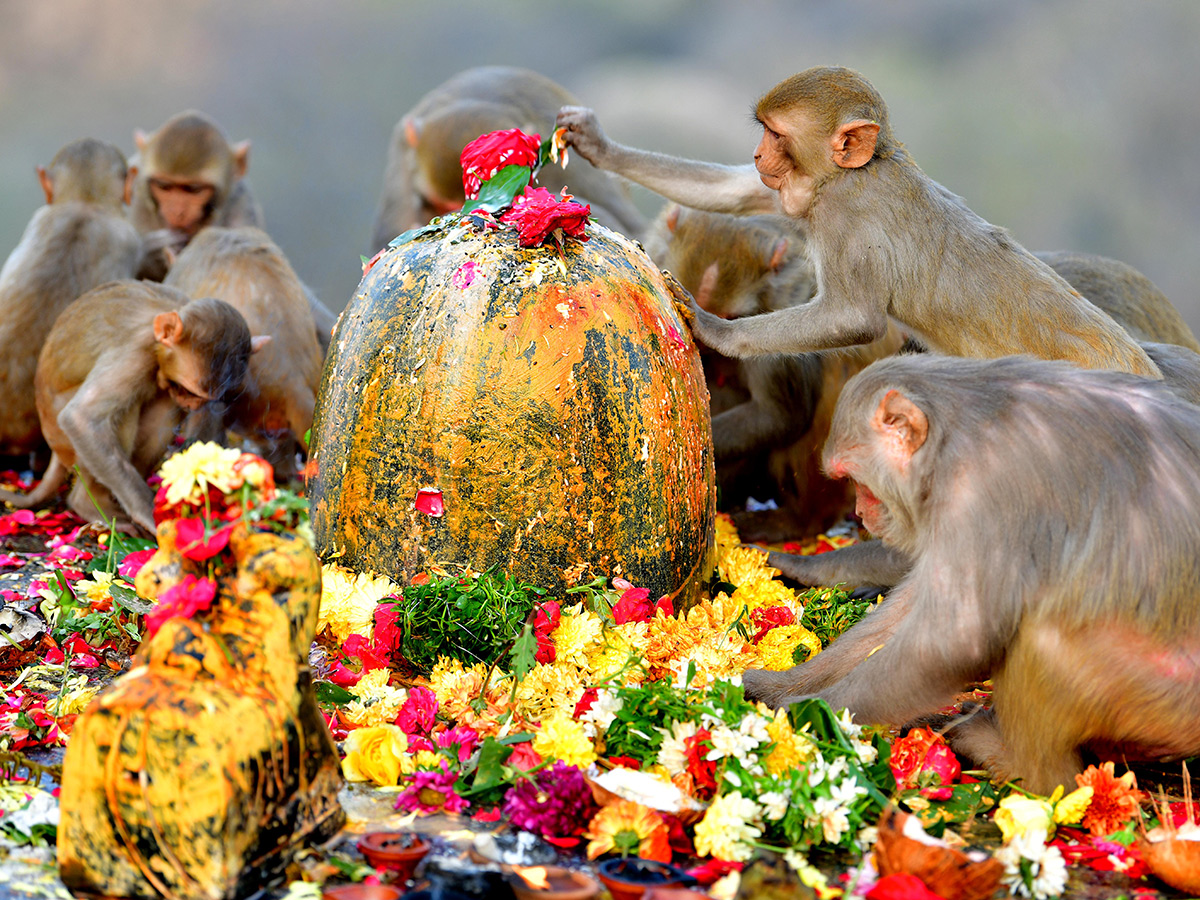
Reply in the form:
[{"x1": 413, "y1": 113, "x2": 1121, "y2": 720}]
[
  {"x1": 644, "y1": 204, "x2": 906, "y2": 540},
  {"x1": 0, "y1": 282, "x2": 260, "y2": 533},
  {"x1": 130, "y1": 110, "x2": 338, "y2": 350},
  {"x1": 647, "y1": 202, "x2": 1200, "y2": 545},
  {"x1": 556, "y1": 66, "x2": 1161, "y2": 379},
  {"x1": 741, "y1": 353, "x2": 1200, "y2": 794},
  {"x1": 0, "y1": 139, "x2": 140, "y2": 457},
  {"x1": 370, "y1": 65, "x2": 647, "y2": 253},
  {"x1": 164, "y1": 226, "x2": 322, "y2": 477}
]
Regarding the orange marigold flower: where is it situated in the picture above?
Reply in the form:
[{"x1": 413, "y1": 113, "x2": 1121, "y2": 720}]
[
  {"x1": 1075, "y1": 761, "x2": 1143, "y2": 836},
  {"x1": 584, "y1": 799, "x2": 672, "y2": 862}
]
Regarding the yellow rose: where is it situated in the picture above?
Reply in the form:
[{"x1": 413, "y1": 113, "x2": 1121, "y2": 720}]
[
  {"x1": 341, "y1": 724, "x2": 408, "y2": 786},
  {"x1": 994, "y1": 794, "x2": 1054, "y2": 843}
]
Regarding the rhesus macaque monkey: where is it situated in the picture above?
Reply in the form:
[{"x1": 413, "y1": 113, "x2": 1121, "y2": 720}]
[
  {"x1": 164, "y1": 226, "x2": 321, "y2": 475},
  {"x1": 370, "y1": 65, "x2": 647, "y2": 252},
  {"x1": 0, "y1": 139, "x2": 140, "y2": 456},
  {"x1": 644, "y1": 204, "x2": 906, "y2": 539},
  {"x1": 741, "y1": 353, "x2": 1200, "y2": 793},
  {"x1": 557, "y1": 67, "x2": 1162, "y2": 379},
  {"x1": 0, "y1": 283, "x2": 257, "y2": 533},
  {"x1": 130, "y1": 110, "x2": 338, "y2": 351}
]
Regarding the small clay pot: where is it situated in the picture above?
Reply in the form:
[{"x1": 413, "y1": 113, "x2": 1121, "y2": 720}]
[
  {"x1": 507, "y1": 865, "x2": 600, "y2": 900},
  {"x1": 595, "y1": 858, "x2": 692, "y2": 900},
  {"x1": 356, "y1": 831, "x2": 431, "y2": 881},
  {"x1": 322, "y1": 884, "x2": 404, "y2": 900}
]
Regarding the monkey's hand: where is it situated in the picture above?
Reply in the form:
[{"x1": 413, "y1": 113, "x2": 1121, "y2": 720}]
[
  {"x1": 743, "y1": 667, "x2": 819, "y2": 709},
  {"x1": 141, "y1": 227, "x2": 190, "y2": 254},
  {"x1": 556, "y1": 106, "x2": 614, "y2": 167}
]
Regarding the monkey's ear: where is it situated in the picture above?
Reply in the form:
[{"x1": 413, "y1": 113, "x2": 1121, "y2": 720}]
[
  {"x1": 250, "y1": 335, "x2": 273, "y2": 354},
  {"x1": 830, "y1": 120, "x2": 879, "y2": 169},
  {"x1": 123, "y1": 165, "x2": 137, "y2": 206},
  {"x1": 153, "y1": 311, "x2": 186, "y2": 347},
  {"x1": 36, "y1": 166, "x2": 54, "y2": 205},
  {"x1": 767, "y1": 238, "x2": 789, "y2": 272},
  {"x1": 134, "y1": 129, "x2": 149, "y2": 152},
  {"x1": 403, "y1": 115, "x2": 421, "y2": 148},
  {"x1": 665, "y1": 205, "x2": 681, "y2": 233},
  {"x1": 873, "y1": 389, "x2": 928, "y2": 459},
  {"x1": 232, "y1": 141, "x2": 251, "y2": 179}
]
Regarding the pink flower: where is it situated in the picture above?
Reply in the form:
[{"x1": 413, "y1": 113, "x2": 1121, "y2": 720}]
[
  {"x1": 145, "y1": 574, "x2": 217, "y2": 637},
  {"x1": 750, "y1": 605, "x2": 796, "y2": 643},
  {"x1": 452, "y1": 260, "x2": 479, "y2": 289},
  {"x1": 437, "y1": 725, "x2": 480, "y2": 763},
  {"x1": 326, "y1": 661, "x2": 362, "y2": 687},
  {"x1": 415, "y1": 487, "x2": 444, "y2": 517},
  {"x1": 395, "y1": 761, "x2": 469, "y2": 815},
  {"x1": 342, "y1": 633, "x2": 389, "y2": 672},
  {"x1": 612, "y1": 587, "x2": 652, "y2": 624},
  {"x1": 174, "y1": 517, "x2": 235, "y2": 561},
  {"x1": 372, "y1": 600, "x2": 403, "y2": 661},
  {"x1": 398, "y1": 685, "x2": 438, "y2": 736},
  {"x1": 118, "y1": 548, "x2": 156, "y2": 579},
  {"x1": 460, "y1": 128, "x2": 541, "y2": 199},
  {"x1": 889, "y1": 726, "x2": 961, "y2": 800},
  {"x1": 507, "y1": 741, "x2": 543, "y2": 773},
  {"x1": 499, "y1": 187, "x2": 591, "y2": 248}
]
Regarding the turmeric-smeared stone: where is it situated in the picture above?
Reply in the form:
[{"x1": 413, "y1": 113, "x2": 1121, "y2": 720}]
[{"x1": 309, "y1": 222, "x2": 715, "y2": 606}]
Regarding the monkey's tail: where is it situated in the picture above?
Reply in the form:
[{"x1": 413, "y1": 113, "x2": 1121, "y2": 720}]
[{"x1": 0, "y1": 454, "x2": 68, "y2": 509}]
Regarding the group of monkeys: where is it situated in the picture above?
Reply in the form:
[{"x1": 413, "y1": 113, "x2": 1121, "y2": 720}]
[{"x1": 3, "y1": 63, "x2": 1200, "y2": 795}]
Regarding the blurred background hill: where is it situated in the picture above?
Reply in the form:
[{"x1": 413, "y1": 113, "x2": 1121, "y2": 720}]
[{"x1": 2, "y1": 0, "x2": 1198, "y2": 331}]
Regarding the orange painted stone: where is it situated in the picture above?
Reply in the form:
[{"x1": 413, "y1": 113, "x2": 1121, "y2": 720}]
[
  {"x1": 57, "y1": 522, "x2": 344, "y2": 899},
  {"x1": 309, "y1": 220, "x2": 715, "y2": 607}
]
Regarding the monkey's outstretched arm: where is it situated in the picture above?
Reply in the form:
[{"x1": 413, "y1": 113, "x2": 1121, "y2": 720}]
[
  {"x1": 689, "y1": 291, "x2": 890, "y2": 358},
  {"x1": 57, "y1": 374, "x2": 156, "y2": 532},
  {"x1": 767, "y1": 540, "x2": 911, "y2": 589},
  {"x1": 743, "y1": 587, "x2": 911, "y2": 706},
  {"x1": 556, "y1": 106, "x2": 776, "y2": 216}
]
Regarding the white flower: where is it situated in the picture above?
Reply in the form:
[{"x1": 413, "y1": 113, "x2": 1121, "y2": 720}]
[
  {"x1": 852, "y1": 737, "x2": 878, "y2": 765},
  {"x1": 760, "y1": 790, "x2": 790, "y2": 820},
  {"x1": 996, "y1": 829, "x2": 1067, "y2": 899},
  {"x1": 706, "y1": 722, "x2": 763, "y2": 762},
  {"x1": 579, "y1": 688, "x2": 622, "y2": 731},
  {"x1": 835, "y1": 707, "x2": 864, "y2": 739},
  {"x1": 806, "y1": 751, "x2": 828, "y2": 787},
  {"x1": 812, "y1": 794, "x2": 851, "y2": 843},
  {"x1": 656, "y1": 720, "x2": 699, "y2": 775}
]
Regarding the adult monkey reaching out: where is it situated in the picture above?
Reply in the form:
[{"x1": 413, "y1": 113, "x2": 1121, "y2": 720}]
[
  {"x1": 737, "y1": 353, "x2": 1200, "y2": 793},
  {"x1": 556, "y1": 66, "x2": 1161, "y2": 378}
]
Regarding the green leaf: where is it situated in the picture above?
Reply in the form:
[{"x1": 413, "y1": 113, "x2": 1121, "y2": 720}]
[
  {"x1": 471, "y1": 164, "x2": 533, "y2": 213},
  {"x1": 509, "y1": 623, "x2": 538, "y2": 682},
  {"x1": 110, "y1": 584, "x2": 153, "y2": 616},
  {"x1": 314, "y1": 681, "x2": 357, "y2": 705}
]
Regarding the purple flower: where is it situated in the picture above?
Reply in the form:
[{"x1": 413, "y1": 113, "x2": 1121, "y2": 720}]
[
  {"x1": 502, "y1": 760, "x2": 598, "y2": 839},
  {"x1": 395, "y1": 761, "x2": 468, "y2": 815}
]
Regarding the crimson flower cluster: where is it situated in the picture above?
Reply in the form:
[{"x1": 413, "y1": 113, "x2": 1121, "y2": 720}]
[
  {"x1": 460, "y1": 128, "x2": 542, "y2": 199},
  {"x1": 502, "y1": 759, "x2": 598, "y2": 840},
  {"x1": 499, "y1": 186, "x2": 591, "y2": 248}
]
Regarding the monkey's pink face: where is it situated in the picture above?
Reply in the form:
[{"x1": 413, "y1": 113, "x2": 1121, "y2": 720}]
[
  {"x1": 853, "y1": 482, "x2": 888, "y2": 535},
  {"x1": 755, "y1": 115, "x2": 818, "y2": 218},
  {"x1": 753, "y1": 122, "x2": 793, "y2": 190},
  {"x1": 148, "y1": 177, "x2": 216, "y2": 235}
]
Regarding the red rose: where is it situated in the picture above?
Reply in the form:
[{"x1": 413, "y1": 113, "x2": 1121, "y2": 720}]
[
  {"x1": 145, "y1": 574, "x2": 218, "y2": 636},
  {"x1": 611, "y1": 586, "x2": 652, "y2": 624},
  {"x1": 499, "y1": 187, "x2": 591, "y2": 248},
  {"x1": 174, "y1": 517, "x2": 235, "y2": 561},
  {"x1": 460, "y1": 128, "x2": 542, "y2": 199},
  {"x1": 889, "y1": 726, "x2": 961, "y2": 800}
]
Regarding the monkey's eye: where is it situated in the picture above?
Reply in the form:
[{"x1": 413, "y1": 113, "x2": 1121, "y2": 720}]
[
  {"x1": 168, "y1": 380, "x2": 207, "y2": 403},
  {"x1": 148, "y1": 177, "x2": 210, "y2": 195}
]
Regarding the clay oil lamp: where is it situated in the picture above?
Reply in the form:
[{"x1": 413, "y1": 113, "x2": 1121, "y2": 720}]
[
  {"x1": 356, "y1": 831, "x2": 432, "y2": 882},
  {"x1": 595, "y1": 858, "x2": 695, "y2": 900},
  {"x1": 507, "y1": 864, "x2": 600, "y2": 900}
]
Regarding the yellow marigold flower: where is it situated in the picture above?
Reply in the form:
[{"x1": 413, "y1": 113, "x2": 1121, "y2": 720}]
[
  {"x1": 764, "y1": 709, "x2": 817, "y2": 776},
  {"x1": 158, "y1": 441, "x2": 243, "y2": 506},
  {"x1": 413, "y1": 750, "x2": 443, "y2": 769},
  {"x1": 532, "y1": 713, "x2": 598, "y2": 768},
  {"x1": 754, "y1": 623, "x2": 823, "y2": 671},
  {"x1": 1052, "y1": 785, "x2": 1094, "y2": 825},
  {"x1": 693, "y1": 791, "x2": 762, "y2": 862},
  {"x1": 341, "y1": 699, "x2": 403, "y2": 728},
  {"x1": 717, "y1": 545, "x2": 778, "y2": 589},
  {"x1": 714, "y1": 512, "x2": 741, "y2": 555},
  {"x1": 74, "y1": 572, "x2": 116, "y2": 608},
  {"x1": 514, "y1": 663, "x2": 586, "y2": 722},
  {"x1": 317, "y1": 563, "x2": 400, "y2": 642},
  {"x1": 1076, "y1": 762, "x2": 1142, "y2": 836},
  {"x1": 342, "y1": 724, "x2": 408, "y2": 786},
  {"x1": 732, "y1": 578, "x2": 802, "y2": 611},
  {"x1": 995, "y1": 794, "x2": 1055, "y2": 843},
  {"x1": 587, "y1": 621, "x2": 650, "y2": 683},
  {"x1": 673, "y1": 633, "x2": 747, "y2": 685},
  {"x1": 46, "y1": 685, "x2": 99, "y2": 717},
  {"x1": 552, "y1": 604, "x2": 605, "y2": 668},
  {"x1": 585, "y1": 799, "x2": 672, "y2": 862}
]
